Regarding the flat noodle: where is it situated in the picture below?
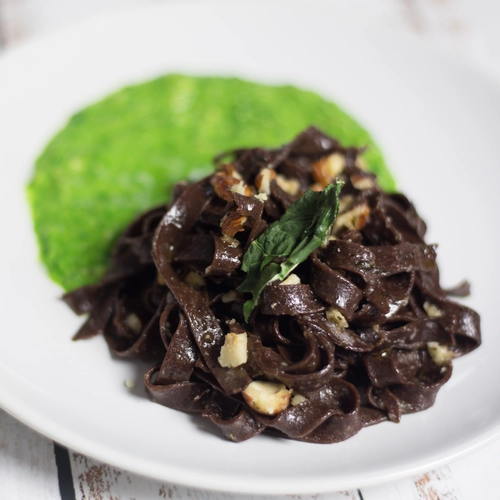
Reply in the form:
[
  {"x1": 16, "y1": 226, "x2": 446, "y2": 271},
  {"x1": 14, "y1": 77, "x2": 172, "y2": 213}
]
[{"x1": 63, "y1": 127, "x2": 481, "y2": 443}]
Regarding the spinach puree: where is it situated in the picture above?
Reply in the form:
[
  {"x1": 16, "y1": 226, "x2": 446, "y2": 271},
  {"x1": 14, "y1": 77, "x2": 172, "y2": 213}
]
[{"x1": 28, "y1": 74, "x2": 394, "y2": 291}]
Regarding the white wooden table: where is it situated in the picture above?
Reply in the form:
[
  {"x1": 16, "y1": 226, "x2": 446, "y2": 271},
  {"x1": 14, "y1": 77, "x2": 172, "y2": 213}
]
[{"x1": 1, "y1": 1, "x2": 500, "y2": 498}]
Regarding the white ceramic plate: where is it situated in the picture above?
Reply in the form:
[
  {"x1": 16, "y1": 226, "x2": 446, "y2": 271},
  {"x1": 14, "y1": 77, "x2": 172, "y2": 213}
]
[{"x1": 1, "y1": 0, "x2": 499, "y2": 494}]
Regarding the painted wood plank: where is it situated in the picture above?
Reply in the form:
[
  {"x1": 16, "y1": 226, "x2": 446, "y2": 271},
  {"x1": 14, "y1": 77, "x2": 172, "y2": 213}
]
[
  {"x1": 0, "y1": 408, "x2": 61, "y2": 500},
  {"x1": 360, "y1": 477, "x2": 420, "y2": 500},
  {"x1": 360, "y1": 465, "x2": 466, "y2": 500},
  {"x1": 70, "y1": 451, "x2": 361, "y2": 500},
  {"x1": 447, "y1": 438, "x2": 500, "y2": 499},
  {"x1": 359, "y1": 438, "x2": 500, "y2": 500},
  {"x1": 413, "y1": 467, "x2": 463, "y2": 500}
]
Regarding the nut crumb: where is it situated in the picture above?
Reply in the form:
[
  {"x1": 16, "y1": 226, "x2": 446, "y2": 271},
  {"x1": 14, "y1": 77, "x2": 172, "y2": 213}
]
[
  {"x1": 230, "y1": 180, "x2": 252, "y2": 197},
  {"x1": 255, "y1": 168, "x2": 276, "y2": 194},
  {"x1": 218, "y1": 332, "x2": 248, "y2": 368},
  {"x1": 351, "y1": 174, "x2": 375, "y2": 190},
  {"x1": 280, "y1": 273, "x2": 301, "y2": 285},
  {"x1": 124, "y1": 379, "x2": 135, "y2": 389},
  {"x1": 311, "y1": 153, "x2": 345, "y2": 187},
  {"x1": 221, "y1": 290, "x2": 238, "y2": 303},
  {"x1": 184, "y1": 271, "x2": 206, "y2": 288},
  {"x1": 291, "y1": 392, "x2": 307, "y2": 406},
  {"x1": 423, "y1": 301, "x2": 443, "y2": 318},
  {"x1": 124, "y1": 313, "x2": 142, "y2": 334},
  {"x1": 275, "y1": 174, "x2": 301, "y2": 196},
  {"x1": 326, "y1": 307, "x2": 348, "y2": 328},
  {"x1": 427, "y1": 342, "x2": 456, "y2": 365},
  {"x1": 242, "y1": 381, "x2": 292, "y2": 415}
]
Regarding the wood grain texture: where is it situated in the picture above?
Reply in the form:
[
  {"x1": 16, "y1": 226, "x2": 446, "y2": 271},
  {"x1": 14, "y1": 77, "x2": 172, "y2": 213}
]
[
  {"x1": 414, "y1": 468, "x2": 462, "y2": 500},
  {"x1": 361, "y1": 477, "x2": 420, "y2": 500},
  {"x1": 446, "y1": 443, "x2": 500, "y2": 499},
  {"x1": 0, "y1": 408, "x2": 61, "y2": 500},
  {"x1": 70, "y1": 452, "x2": 361, "y2": 500}
]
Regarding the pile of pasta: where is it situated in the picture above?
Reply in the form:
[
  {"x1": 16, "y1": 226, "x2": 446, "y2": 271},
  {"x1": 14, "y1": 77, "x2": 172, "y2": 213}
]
[{"x1": 64, "y1": 127, "x2": 481, "y2": 443}]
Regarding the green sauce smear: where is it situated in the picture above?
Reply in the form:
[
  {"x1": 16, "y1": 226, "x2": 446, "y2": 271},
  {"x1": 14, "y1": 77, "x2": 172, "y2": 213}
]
[{"x1": 27, "y1": 74, "x2": 395, "y2": 291}]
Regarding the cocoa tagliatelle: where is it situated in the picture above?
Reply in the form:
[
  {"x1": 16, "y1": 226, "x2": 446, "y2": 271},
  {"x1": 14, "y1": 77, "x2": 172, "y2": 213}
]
[{"x1": 63, "y1": 127, "x2": 481, "y2": 443}]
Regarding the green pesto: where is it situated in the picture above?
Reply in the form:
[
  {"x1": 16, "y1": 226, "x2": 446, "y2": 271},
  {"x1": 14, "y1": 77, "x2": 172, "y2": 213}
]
[{"x1": 27, "y1": 74, "x2": 395, "y2": 291}]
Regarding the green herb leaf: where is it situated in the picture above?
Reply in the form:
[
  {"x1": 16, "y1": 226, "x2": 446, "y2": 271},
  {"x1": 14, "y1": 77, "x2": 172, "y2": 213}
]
[{"x1": 238, "y1": 179, "x2": 344, "y2": 322}]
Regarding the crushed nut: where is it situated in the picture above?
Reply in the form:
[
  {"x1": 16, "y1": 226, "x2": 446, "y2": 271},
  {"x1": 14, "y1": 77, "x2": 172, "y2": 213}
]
[
  {"x1": 326, "y1": 306, "x2": 348, "y2": 328},
  {"x1": 210, "y1": 171, "x2": 242, "y2": 201},
  {"x1": 221, "y1": 213, "x2": 248, "y2": 237},
  {"x1": 427, "y1": 342, "x2": 456, "y2": 366},
  {"x1": 356, "y1": 156, "x2": 368, "y2": 170},
  {"x1": 220, "y1": 235, "x2": 241, "y2": 248},
  {"x1": 254, "y1": 192, "x2": 268, "y2": 202},
  {"x1": 184, "y1": 271, "x2": 206, "y2": 288},
  {"x1": 351, "y1": 173, "x2": 376, "y2": 190},
  {"x1": 280, "y1": 273, "x2": 301, "y2": 286},
  {"x1": 423, "y1": 302, "x2": 443, "y2": 318},
  {"x1": 310, "y1": 183, "x2": 324, "y2": 192},
  {"x1": 275, "y1": 174, "x2": 301, "y2": 196},
  {"x1": 229, "y1": 180, "x2": 253, "y2": 197},
  {"x1": 338, "y1": 195, "x2": 354, "y2": 213},
  {"x1": 124, "y1": 379, "x2": 135, "y2": 389},
  {"x1": 255, "y1": 168, "x2": 276, "y2": 195},
  {"x1": 124, "y1": 313, "x2": 142, "y2": 334},
  {"x1": 333, "y1": 202, "x2": 370, "y2": 234},
  {"x1": 221, "y1": 290, "x2": 238, "y2": 303},
  {"x1": 291, "y1": 392, "x2": 307, "y2": 406},
  {"x1": 242, "y1": 380, "x2": 292, "y2": 415},
  {"x1": 311, "y1": 153, "x2": 345, "y2": 187},
  {"x1": 222, "y1": 163, "x2": 243, "y2": 180},
  {"x1": 218, "y1": 332, "x2": 248, "y2": 368}
]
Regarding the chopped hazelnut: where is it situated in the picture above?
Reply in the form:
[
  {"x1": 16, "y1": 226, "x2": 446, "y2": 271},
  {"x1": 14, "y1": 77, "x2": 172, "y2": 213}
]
[
  {"x1": 229, "y1": 180, "x2": 253, "y2": 197},
  {"x1": 291, "y1": 392, "x2": 307, "y2": 406},
  {"x1": 338, "y1": 195, "x2": 354, "y2": 213},
  {"x1": 254, "y1": 192, "x2": 268, "y2": 202},
  {"x1": 351, "y1": 174, "x2": 376, "y2": 190},
  {"x1": 124, "y1": 379, "x2": 135, "y2": 389},
  {"x1": 220, "y1": 235, "x2": 240, "y2": 248},
  {"x1": 275, "y1": 174, "x2": 301, "y2": 196},
  {"x1": 326, "y1": 306, "x2": 348, "y2": 328},
  {"x1": 280, "y1": 273, "x2": 301, "y2": 286},
  {"x1": 423, "y1": 302, "x2": 443, "y2": 318},
  {"x1": 242, "y1": 380, "x2": 292, "y2": 415},
  {"x1": 184, "y1": 271, "x2": 206, "y2": 288},
  {"x1": 310, "y1": 183, "x2": 324, "y2": 192},
  {"x1": 356, "y1": 156, "x2": 368, "y2": 170},
  {"x1": 427, "y1": 342, "x2": 456, "y2": 366},
  {"x1": 221, "y1": 290, "x2": 238, "y2": 303},
  {"x1": 333, "y1": 202, "x2": 370, "y2": 234},
  {"x1": 218, "y1": 332, "x2": 248, "y2": 368},
  {"x1": 255, "y1": 168, "x2": 276, "y2": 195},
  {"x1": 221, "y1": 213, "x2": 248, "y2": 238},
  {"x1": 311, "y1": 153, "x2": 345, "y2": 187},
  {"x1": 124, "y1": 313, "x2": 142, "y2": 334},
  {"x1": 210, "y1": 171, "x2": 241, "y2": 201},
  {"x1": 223, "y1": 163, "x2": 243, "y2": 180}
]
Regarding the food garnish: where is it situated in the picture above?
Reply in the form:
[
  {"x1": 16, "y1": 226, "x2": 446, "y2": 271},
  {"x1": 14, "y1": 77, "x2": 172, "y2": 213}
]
[{"x1": 238, "y1": 180, "x2": 343, "y2": 322}]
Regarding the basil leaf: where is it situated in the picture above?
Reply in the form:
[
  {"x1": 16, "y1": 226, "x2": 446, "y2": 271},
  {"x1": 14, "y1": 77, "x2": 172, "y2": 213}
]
[{"x1": 238, "y1": 179, "x2": 344, "y2": 322}]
